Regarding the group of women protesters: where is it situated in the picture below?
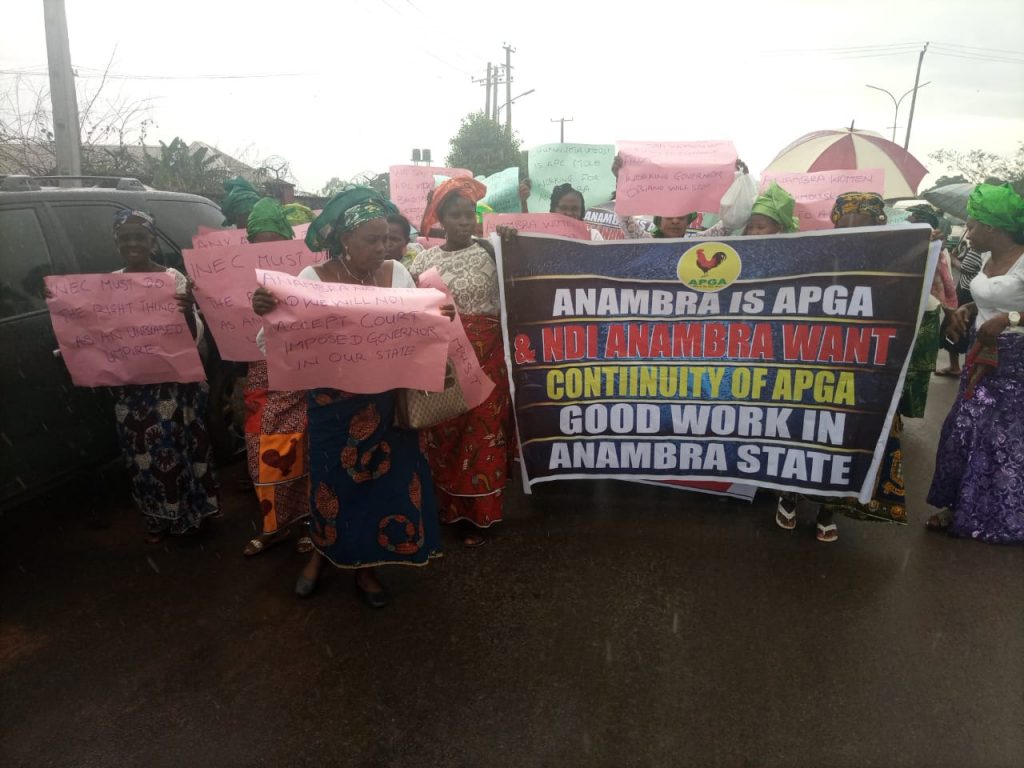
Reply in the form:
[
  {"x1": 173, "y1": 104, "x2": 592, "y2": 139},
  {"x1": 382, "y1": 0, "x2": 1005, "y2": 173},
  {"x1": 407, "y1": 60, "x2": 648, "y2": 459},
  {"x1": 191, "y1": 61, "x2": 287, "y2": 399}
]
[{"x1": 77, "y1": 172, "x2": 1024, "y2": 609}]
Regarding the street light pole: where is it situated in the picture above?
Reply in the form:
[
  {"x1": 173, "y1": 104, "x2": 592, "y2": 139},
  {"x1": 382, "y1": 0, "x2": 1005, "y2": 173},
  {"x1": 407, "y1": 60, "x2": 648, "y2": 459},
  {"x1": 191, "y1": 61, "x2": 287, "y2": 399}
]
[{"x1": 865, "y1": 82, "x2": 930, "y2": 143}]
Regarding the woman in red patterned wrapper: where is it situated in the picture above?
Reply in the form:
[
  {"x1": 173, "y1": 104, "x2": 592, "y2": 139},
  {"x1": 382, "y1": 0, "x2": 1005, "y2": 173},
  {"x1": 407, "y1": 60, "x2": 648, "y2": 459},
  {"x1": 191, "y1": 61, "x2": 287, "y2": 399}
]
[{"x1": 409, "y1": 177, "x2": 515, "y2": 547}]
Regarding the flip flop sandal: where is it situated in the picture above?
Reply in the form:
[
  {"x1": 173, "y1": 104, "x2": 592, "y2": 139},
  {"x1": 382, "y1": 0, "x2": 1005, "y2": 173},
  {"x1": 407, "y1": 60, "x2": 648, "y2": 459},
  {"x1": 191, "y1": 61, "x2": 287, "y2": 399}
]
[
  {"x1": 462, "y1": 532, "x2": 487, "y2": 548},
  {"x1": 816, "y1": 523, "x2": 839, "y2": 543},
  {"x1": 775, "y1": 499, "x2": 797, "y2": 530},
  {"x1": 296, "y1": 536, "x2": 314, "y2": 554},
  {"x1": 243, "y1": 530, "x2": 289, "y2": 557},
  {"x1": 925, "y1": 510, "x2": 953, "y2": 531},
  {"x1": 934, "y1": 368, "x2": 961, "y2": 377}
]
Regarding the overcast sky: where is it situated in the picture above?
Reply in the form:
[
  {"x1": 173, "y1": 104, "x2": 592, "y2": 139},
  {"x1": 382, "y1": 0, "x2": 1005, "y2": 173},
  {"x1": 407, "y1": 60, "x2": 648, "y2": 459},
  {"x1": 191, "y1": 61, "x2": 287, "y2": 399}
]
[{"x1": 2, "y1": 0, "x2": 1022, "y2": 194}]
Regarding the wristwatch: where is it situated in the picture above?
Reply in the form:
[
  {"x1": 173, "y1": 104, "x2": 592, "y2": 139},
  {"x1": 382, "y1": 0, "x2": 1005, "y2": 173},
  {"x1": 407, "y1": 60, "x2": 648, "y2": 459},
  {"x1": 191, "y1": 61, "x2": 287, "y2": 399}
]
[{"x1": 1010, "y1": 311, "x2": 1021, "y2": 327}]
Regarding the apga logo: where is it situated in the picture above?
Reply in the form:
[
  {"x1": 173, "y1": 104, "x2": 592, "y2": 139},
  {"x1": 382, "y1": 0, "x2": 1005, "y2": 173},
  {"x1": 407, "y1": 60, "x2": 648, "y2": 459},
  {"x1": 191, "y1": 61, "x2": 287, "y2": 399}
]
[{"x1": 676, "y1": 242, "x2": 741, "y2": 292}]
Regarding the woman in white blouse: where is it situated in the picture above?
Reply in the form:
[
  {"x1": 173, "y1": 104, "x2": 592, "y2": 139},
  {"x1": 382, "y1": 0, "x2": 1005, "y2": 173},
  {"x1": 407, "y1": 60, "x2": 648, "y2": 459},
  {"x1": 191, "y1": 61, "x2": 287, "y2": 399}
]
[{"x1": 926, "y1": 183, "x2": 1024, "y2": 544}]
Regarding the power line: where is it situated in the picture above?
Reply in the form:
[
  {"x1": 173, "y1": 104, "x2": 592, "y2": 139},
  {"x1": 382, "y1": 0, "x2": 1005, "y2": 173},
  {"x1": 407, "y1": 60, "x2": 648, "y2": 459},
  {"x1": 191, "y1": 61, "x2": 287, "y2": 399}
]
[
  {"x1": 932, "y1": 41, "x2": 1024, "y2": 56},
  {"x1": 0, "y1": 66, "x2": 313, "y2": 81}
]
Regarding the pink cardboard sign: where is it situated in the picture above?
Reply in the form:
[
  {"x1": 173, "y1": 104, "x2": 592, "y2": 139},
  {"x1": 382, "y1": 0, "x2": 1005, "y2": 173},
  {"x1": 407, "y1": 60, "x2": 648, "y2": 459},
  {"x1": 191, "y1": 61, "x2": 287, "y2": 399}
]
[
  {"x1": 389, "y1": 165, "x2": 472, "y2": 229},
  {"x1": 482, "y1": 212, "x2": 591, "y2": 241},
  {"x1": 256, "y1": 269, "x2": 453, "y2": 393},
  {"x1": 192, "y1": 222, "x2": 310, "y2": 249},
  {"x1": 45, "y1": 272, "x2": 205, "y2": 387},
  {"x1": 416, "y1": 268, "x2": 495, "y2": 410},
  {"x1": 614, "y1": 140, "x2": 737, "y2": 217},
  {"x1": 759, "y1": 169, "x2": 887, "y2": 231},
  {"x1": 183, "y1": 240, "x2": 330, "y2": 361}
]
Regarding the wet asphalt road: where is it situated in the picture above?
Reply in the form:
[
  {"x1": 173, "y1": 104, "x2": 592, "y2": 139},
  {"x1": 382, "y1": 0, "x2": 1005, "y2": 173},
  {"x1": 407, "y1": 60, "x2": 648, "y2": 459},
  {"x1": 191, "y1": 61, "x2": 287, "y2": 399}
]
[{"x1": 2, "y1": 375, "x2": 1022, "y2": 768}]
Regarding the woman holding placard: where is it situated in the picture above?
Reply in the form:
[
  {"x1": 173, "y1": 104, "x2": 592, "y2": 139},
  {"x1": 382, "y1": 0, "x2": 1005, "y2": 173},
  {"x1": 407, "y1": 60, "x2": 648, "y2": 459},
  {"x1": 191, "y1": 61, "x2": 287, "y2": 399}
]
[
  {"x1": 241, "y1": 199, "x2": 312, "y2": 557},
  {"x1": 252, "y1": 186, "x2": 447, "y2": 606},
  {"x1": 410, "y1": 177, "x2": 515, "y2": 547},
  {"x1": 109, "y1": 209, "x2": 219, "y2": 542}
]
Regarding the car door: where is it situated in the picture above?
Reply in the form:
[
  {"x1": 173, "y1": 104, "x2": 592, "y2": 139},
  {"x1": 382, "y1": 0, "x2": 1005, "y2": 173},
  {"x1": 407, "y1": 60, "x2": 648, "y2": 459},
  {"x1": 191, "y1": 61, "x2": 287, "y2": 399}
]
[{"x1": 0, "y1": 202, "x2": 120, "y2": 508}]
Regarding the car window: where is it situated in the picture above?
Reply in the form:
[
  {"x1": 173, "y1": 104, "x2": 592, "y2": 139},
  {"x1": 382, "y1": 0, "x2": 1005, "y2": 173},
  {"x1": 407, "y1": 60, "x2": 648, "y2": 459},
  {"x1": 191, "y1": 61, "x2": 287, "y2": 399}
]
[
  {"x1": 146, "y1": 199, "x2": 224, "y2": 250},
  {"x1": 0, "y1": 207, "x2": 55, "y2": 319},
  {"x1": 49, "y1": 203, "x2": 124, "y2": 274}
]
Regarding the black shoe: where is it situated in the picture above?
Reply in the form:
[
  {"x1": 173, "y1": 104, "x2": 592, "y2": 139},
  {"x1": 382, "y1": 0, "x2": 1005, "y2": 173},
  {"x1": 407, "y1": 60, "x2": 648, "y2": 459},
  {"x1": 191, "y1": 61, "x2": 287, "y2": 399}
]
[{"x1": 355, "y1": 580, "x2": 388, "y2": 609}]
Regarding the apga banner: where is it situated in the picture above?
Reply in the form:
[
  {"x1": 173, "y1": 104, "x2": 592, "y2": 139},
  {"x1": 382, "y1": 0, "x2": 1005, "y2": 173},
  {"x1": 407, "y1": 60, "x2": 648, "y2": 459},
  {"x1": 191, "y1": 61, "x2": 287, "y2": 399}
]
[
  {"x1": 496, "y1": 228, "x2": 938, "y2": 502},
  {"x1": 760, "y1": 169, "x2": 886, "y2": 231},
  {"x1": 45, "y1": 272, "x2": 205, "y2": 387},
  {"x1": 184, "y1": 239, "x2": 329, "y2": 361}
]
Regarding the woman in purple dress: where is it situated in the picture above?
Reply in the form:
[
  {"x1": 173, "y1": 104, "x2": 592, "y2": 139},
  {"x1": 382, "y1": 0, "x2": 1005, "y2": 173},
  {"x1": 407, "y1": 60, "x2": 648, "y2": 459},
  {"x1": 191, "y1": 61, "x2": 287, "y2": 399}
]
[{"x1": 926, "y1": 183, "x2": 1024, "y2": 544}]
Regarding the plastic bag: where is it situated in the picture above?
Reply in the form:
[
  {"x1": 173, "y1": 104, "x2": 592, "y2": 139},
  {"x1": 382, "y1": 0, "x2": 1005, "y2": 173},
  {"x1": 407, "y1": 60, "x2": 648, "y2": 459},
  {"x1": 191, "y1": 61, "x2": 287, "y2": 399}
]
[{"x1": 718, "y1": 171, "x2": 759, "y2": 232}]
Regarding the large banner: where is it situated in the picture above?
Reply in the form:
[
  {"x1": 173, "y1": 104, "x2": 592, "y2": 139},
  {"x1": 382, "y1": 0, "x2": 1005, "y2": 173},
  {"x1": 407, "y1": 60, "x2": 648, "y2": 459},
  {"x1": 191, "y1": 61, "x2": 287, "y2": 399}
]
[
  {"x1": 496, "y1": 228, "x2": 938, "y2": 502},
  {"x1": 45, "y1": 272, "x2": 205, "y2": 387}
]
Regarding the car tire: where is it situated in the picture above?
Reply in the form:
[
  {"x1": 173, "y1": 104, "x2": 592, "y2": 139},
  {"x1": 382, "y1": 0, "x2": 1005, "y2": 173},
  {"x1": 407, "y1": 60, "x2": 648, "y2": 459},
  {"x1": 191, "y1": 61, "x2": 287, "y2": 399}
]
[{"x1": 207, "y1": 361, "x2": 247, "y2": 465}]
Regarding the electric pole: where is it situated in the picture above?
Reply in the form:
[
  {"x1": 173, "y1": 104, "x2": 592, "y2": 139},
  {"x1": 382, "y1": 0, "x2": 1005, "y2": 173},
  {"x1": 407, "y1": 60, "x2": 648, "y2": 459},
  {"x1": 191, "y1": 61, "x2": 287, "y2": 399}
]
[
  {"x1": 492, "y1": 65, "x2": 502, "y2": 121},
  {"x1": 551, "y1": 117, "x2": 574, "y2": 143},
  {"x1": 43, "y1": 0, "x2": 82, "y2": 178},
  {"x1": 474, "y1": 63, "x2": 494, "y2": 116},
  {"x1": 904, "y1": 41, "x2": 929, "y2": 151},
  {"x1": 503, "y1": 43, "x2": 515, "y2": 136}
]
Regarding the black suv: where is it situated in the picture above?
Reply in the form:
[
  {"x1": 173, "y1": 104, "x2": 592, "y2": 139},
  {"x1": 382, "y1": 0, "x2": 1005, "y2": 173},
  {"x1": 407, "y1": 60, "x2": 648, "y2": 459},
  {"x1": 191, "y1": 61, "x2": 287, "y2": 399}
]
[{"x1": 0, "y1": 175, "x2": 245, "y2": 510}]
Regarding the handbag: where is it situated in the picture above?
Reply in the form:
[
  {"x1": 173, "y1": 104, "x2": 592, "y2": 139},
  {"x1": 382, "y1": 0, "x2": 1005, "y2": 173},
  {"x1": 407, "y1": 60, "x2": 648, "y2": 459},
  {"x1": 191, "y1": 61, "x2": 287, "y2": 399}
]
[{"x1": 394, "y1": 362, "x2": 470, "y2": 429}]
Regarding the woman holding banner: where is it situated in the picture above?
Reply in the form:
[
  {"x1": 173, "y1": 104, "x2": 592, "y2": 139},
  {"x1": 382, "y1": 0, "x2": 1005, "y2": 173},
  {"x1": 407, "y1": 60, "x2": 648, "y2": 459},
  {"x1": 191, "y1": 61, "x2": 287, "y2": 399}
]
[
  {"x1": 110, "y1": 209, "x2": 220, "y2": 542},
  {"x1": 777, "y1": 193, "x2": 903, "y2": 541},
  {"x1": 926, "y1": 183, "x2": 1024, "y2": 544},
  {"x1": 549, "y1": 183, "x2": 604, "y2": 240},
  {"x1": 252, "y1": 185, "x2": 447, "y2": 605},
  {"x1": 411, "y1": 177, "x2": 515, "y2": 547},
  {"x1": 241, "y1": 199, "x2": 312, "y2": 557}
]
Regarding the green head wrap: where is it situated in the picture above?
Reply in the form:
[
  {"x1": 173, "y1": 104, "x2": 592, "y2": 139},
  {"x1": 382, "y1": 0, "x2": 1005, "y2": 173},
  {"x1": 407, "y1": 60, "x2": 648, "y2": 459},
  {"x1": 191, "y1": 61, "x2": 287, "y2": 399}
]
[
  {"x1": 246, "y1": 197, "x2": 294, "y2": 241},
  {"x1": 750, "y1": 182, "x2": 799, "y2": 233},
  {"x1": 967, "y1": 183, "x2": 1024, "y2": 237},
  {"x1": 220, "y1": 176, "x2": 260, "y2": 226},
  {"x1": 305, "y1": 184, "x2": 396, "y2": 255},
  {"x1": 282, "y1": 203, "x2": 316, "y2": 225}
]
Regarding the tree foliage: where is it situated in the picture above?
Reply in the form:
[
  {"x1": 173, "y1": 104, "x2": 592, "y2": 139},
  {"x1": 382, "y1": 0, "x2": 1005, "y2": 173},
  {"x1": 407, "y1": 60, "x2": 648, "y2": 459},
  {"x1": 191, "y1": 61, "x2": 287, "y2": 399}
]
[
  {"x1": 144, "y1": 138, "x2": 226, "y2": 198},
  {"x1": 929, "y1": 144, "x2": 1024, "y2": 194},
  {"x1": 319, "y1": 172, "x2": 390, "y2": 199},
  {"x1": 445, "y1": 112, "x2": 522, "y2": 177}
]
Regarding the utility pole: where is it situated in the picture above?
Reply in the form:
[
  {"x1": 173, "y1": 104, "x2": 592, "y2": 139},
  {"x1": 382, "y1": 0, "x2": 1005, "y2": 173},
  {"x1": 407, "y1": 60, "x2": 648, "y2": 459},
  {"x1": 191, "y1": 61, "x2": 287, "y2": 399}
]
[
  {"x1": 551, "y1": 117, "x2": 574, "y2": 143},
  {"x1": 503, "y1": 43, "x2": 515, "y2": 136},
  {"x1": 474, "y1": 63, "x2": 494, "y2": 116},
  {"x1": 491, "y1": 65, "x2": 502, "y2": 122},
  {"x1": 904, "y1": 41, "x2": 929, "y2": 151},
  {"x1": 43, "y1": 0, "x2": 81, "y2": 178}
]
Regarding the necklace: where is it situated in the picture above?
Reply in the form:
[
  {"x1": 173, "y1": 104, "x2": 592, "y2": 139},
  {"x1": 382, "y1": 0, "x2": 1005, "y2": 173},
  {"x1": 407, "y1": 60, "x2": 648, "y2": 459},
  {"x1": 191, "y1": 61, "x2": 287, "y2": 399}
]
[{"x1": 337, "y1": 257, "x2": 377, "y2": 287}]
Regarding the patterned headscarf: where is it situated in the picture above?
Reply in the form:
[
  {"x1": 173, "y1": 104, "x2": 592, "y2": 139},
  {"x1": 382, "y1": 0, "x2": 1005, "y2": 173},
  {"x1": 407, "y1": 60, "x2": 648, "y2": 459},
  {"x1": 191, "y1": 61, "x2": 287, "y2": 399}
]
[
  {"x1": 282, "y1": 203, "x2": 317, "y2": 225},
  {"x1": 906, "y1": 204, "x2": 940, "y2": 229},
  {"x1": 830, "y1": 192, "x2": 887, "y2": 225},
  {"x1": 112, "y1": 208, "x2": 157, "y2": 241},
  {"x1": 220, "y1": 176, "x2": 260, "y2": 226},
  {"x1": 305, "y1": 184, "x2": 395, "y2": 256},
  {"x1": 419, "y1": 177, "x2": 487, "y2": 236},
  {"x1": 246, "y1": 197, "x2": 294, "y2": 241},
  {"x1": 967, "y1": 183, "x2": 1024, "y2": 237},
  {"x1": 750, "y1": 182, "x2": 799, "y2": 232}
]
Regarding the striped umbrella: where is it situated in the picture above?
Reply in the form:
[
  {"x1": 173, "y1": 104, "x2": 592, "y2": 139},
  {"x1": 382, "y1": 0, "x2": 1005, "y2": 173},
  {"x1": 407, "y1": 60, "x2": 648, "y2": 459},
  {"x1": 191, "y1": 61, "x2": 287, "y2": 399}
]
[{"x1": 763, "y1": 128, "x2": 929, "y2": 200}]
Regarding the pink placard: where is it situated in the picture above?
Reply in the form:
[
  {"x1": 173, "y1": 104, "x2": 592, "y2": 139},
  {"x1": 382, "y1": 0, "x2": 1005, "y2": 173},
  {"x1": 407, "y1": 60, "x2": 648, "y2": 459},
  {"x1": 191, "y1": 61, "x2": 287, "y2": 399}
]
[
  {"x1": 45, "y1": 272, "x2": 205, "y2": 387},
  {"x1": 614, "y1": 140, "x2": 737, "y2": 217},
  {"x1": 257, "y1": 269, "x2": 452, "y2": 393},
  {"x1": 192, "y1": 222, "x2": 310, "y2": 249},
  {"x1": 389, "y1": 165, "x2": 472, "y2": 229},
  {"x1": 183, "y1": 240, "x2": 330, "y2": 361},
  {"x1": 759, "y1": 169, "x2": 887, "y2": 231},
  {"x1": 416, "y1": 268, "x2": 495, "y2": 410},
  {"x1": 481, "y1": 213, "x2": 591, "y2": 241}
]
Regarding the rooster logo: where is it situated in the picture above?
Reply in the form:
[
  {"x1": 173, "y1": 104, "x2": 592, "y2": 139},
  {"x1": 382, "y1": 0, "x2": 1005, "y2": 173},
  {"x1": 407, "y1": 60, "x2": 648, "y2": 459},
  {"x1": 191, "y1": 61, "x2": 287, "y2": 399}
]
[
  {"x1": 677, "y1": 242, "x2": 741, "y2": 292},
  {"x1": 695, "y1": 248, "x2": 728, "y2": 274}
]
